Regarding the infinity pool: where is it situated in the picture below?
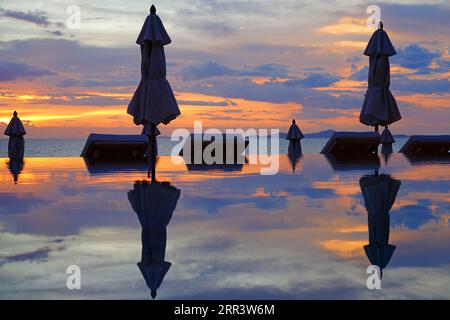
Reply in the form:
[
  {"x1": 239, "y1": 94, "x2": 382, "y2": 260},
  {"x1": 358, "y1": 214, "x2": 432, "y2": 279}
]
[{"x1": 0, "y1": 155, "x2": 449, "y2": 299}]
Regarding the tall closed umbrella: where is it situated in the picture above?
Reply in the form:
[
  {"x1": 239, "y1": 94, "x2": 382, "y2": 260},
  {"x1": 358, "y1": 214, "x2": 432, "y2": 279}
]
[
  {"x1": 128, "y1": 180, "x2": 181, "y2": 299},
  {"x1": 360, "y1": 173, "x2": 401, "y2": 278},
  {"x1": 286, "y1": 119, "x2": 304, "y2": 155},
  {"x1": 127, "y1": 5, "x2": 181, "y2": 181},
  {"x1": 360, "y1": 22, "x2": 401, "y2": 133},
  {"x1": 4, "y1": 111, "x2": 26, "y2": 159}
]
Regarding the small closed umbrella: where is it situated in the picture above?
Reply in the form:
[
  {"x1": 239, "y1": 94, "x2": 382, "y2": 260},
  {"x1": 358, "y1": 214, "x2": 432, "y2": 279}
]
[
  {"x1": 360, "y1": 22, "x2": 401, "y2": 133},
  {"x1": 127, "y1": 4, "x2": 181, "y2": 181},
  {"x1": 380, "y1": 126, "x2": 395, "y2": 163},
  {"x1": 128, "y1": 180, "x2": 181, "y2": 299},
  {"x1": 360, "y1": 173, "x2": 401, "y2": 277},
  {"x1": 286, "y1": 119, "x2": 304, "y2": 156},
  {"x1": 4, "y1": 111, "x2": 26, "y2": 159}
]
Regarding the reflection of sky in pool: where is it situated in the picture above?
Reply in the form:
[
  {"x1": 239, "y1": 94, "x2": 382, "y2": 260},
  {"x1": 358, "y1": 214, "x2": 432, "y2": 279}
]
[{"x1": 0, "y1": 155, "x2": 449, "y2": 299}]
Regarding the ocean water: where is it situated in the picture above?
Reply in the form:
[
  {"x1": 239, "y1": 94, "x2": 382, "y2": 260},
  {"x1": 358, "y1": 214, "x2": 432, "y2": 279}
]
[{"x1": 0, "y1": 137, "x2": 409, "y2": 157}]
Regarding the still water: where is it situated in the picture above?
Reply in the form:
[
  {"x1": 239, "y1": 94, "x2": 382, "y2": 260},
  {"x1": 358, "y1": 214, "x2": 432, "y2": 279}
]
[{"x1": 0, "y1": 154, "x2": 449, "y2": 299}]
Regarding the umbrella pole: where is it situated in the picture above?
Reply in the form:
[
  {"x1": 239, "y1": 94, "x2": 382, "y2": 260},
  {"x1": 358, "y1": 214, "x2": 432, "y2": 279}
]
[
  {"x1": 150, "y1": 123, "x2": 156, "y2": 182},
  {"x1": 375, "y1": 125, "x2": 379, "y2": 133}
]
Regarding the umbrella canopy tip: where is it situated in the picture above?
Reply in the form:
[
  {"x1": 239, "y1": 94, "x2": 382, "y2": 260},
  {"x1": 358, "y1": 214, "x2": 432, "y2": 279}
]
[
  {"x1": 150, "y1": 4, "x2": 156, "y2": 14},
  {"x1": 13, "y1": 110, "x2": 17, "y2": 117},
  {"x1": 292, "y1": 119, "x2": 296, "y2": 124},
  {"x1": 151, "y1": 290, "x2": 157, "y2": 299},
  {"x1": 378, "y1": 21, "x2": 383, "y2": 29}
]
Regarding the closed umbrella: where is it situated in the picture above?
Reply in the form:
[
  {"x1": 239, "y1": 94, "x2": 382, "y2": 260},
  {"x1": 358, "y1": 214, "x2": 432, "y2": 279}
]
[
  {"x1": 4, "y1": 111, "x2": 26, "y2": 159},
  {"x1": 286, "y1": 119, "x2": 304, "y2": 140},
  {"x1": 360, "y1": 22, "x2": 401, "y2": 133},
  {"x1": 286, "y1": 119, "x2": 304, "y2": 156},
  {"x1": 127, "y1": 5, "x2": 181, "y2": 181},
  {"x1": 359, "y1": 173, "x2": 401, "y2": 277},
  {"x1": 380, "y1": 126, "x2": 395, "y2": 163},
  {"x1": 128, "y1": 180, "x2": 181, "y2": 299}
]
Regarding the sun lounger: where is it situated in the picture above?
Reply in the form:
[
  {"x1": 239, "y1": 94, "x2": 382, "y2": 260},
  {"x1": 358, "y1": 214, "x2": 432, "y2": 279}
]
[
  {"x1": 320, "y1": 131, "x2": 381, "y2": 155},
  {"x1": 179, "y1": 134, "x2": 249, "y2": 164},
  {"x1": 81, "y1": 133, "x2": 149, "y2": 160},
  {"x1": 399, "y1": 135, "x2": 450, "y2": 155}
]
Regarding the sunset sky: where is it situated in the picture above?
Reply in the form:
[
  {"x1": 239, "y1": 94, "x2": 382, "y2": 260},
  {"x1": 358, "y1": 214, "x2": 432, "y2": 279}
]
[{"x1": 0, "y1": 0, "x2": 449, "y2": 138}]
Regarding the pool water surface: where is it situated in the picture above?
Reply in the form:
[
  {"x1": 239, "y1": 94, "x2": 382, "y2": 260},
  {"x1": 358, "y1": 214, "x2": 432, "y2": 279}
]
[{"x1": 0, "y1": 154, "x2": 449, "y2": 299}]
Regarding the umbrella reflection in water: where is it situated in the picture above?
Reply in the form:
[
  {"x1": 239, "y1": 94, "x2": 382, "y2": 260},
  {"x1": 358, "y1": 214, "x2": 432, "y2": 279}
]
[
  {"x1": 287, "y1": 141, "x2": 302, "y2": 173},
  {"x1": 359, "y1": 173, "x2": 401, "y2": 278},
  {"x1": 6, "y1": 158, "x2": 25, "y2": 184},
  {"x1": 128, "y1": 180, "x2": 181, "y2": 299}
]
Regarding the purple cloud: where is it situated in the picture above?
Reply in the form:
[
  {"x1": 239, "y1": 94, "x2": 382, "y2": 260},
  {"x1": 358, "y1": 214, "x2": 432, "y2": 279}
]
[
  {"x1": 350, "y1": 66, "x2": 368, "y2": 81},
  {"x1": 0, "y1": 8, "x2": 50, "y2": 27},
  {"x1": 181, "y1": 62, "x2": 290, "y2": 81},
  {"x1": 182, "y1": 61, "x2": 235, "y2": 81},
  {"x1": 381, "y1": 3, "x2": 450, "y2": 37},
  {"x1": 0, "y1": 60, "x2": 55, "y2": 81},
  {"x1": 57, "y1": 78, "x2": 136, "y2": 88},
  {"x1": 393, "y1": 44, "x2": 439, "y2": 70},
  {"x1": 284, "y1": 73, "x2": 341, "y2": 88}
]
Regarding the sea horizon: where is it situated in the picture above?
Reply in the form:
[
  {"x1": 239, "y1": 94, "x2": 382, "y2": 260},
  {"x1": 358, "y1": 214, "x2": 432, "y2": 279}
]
[{"x1": 0, "y1": 136, "x2": 412, "y2": 157}]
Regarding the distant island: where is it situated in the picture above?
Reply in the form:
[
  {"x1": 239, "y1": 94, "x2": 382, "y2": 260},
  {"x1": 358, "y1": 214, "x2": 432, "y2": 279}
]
[{"x1": 278, "y1": 129, "x2": 409, "y2": 139}]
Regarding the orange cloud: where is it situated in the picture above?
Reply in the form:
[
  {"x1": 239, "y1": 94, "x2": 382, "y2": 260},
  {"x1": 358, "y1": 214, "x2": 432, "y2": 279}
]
[
  {"x1": 317, "y1": 17, "x2": 372, "y2": 35},
  {"x1": 320, "y1": 239, "x2": 366, "y2": 258},
  {"x1": 313, "y1": 178, "x2": 361, "y2": 196},
  {"x1": 0, "y1": 85, "x2": 304, "y2": 137},
  {"x1": 395, "y1": 165, "x2": 450, "y2": 181},
  {"x1": 396, "y1": 93, "x2": 450, "y2": 110}
]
